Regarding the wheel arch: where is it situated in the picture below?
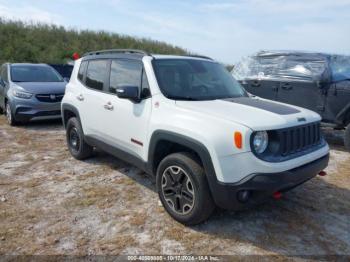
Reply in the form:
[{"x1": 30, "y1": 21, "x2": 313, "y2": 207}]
[
  {"x1": 148, "y1": 130, "x2": 217, "y2": 181},
  {"x1": 147, "y1": 130, "x2": 228, "y2": 207},
  {"x1": 61, "y1": 103, "x2": 82, "y2": 130}
]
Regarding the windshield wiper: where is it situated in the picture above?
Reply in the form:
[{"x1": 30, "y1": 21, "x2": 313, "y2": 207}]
[{"x1": 167, "y1": 96, "x2": 202, "y2": 101}]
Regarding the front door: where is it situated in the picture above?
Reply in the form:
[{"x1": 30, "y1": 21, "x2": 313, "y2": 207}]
[
  {"x1": 103, "y1": 59, "x2": 152, "y2": 160},
  {"x1": 323, "y1": 81, "x2": 350, "y2": 124}
]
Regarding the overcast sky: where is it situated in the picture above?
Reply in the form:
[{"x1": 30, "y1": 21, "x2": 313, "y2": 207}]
[{"x1": 1, "y1": 0, "x2": 350, "y2": 64}]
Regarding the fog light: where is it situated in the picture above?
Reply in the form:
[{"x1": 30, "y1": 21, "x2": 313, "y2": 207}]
[{"x1": 237, "y1": 190, "x2": 251, "y2": 203}]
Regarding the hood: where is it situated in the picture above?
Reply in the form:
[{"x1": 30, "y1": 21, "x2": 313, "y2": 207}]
[
  {"x1": 176, "y1": 97, "x2": 321, "y2": 130},
  {"x1": 13, "y1": 81, "x2": 66, "y2": 94}
]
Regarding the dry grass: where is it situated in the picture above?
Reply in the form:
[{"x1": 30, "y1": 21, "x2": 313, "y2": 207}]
[
  {"x1": 0, "y1": 116, "x2": 349, "y2": 257},
  {"x1": 99, "y1": 235, "x2": 136, "y2": 254}
]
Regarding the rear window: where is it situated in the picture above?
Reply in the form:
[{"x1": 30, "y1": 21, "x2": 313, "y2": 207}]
[
  {"x1": 85, "y1": 60, "x2": 109, "y2": 91},
  {"x1": 10, "y1": 65, "x2": 63, "y2": 82}
]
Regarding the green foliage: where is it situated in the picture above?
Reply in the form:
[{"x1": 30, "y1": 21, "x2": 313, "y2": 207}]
[{"x1": 0, "y1": 18, "x2": 189, "y2": 64}]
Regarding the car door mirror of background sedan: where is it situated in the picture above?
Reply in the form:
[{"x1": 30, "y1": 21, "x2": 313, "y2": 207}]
[{"x1": 115, "y1": 85, "x2": 141, "y2": 103}]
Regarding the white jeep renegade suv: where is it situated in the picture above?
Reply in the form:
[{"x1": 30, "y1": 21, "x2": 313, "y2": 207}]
[{"x1": 62, "y1": 49, "x2": 329, "y2": 225}]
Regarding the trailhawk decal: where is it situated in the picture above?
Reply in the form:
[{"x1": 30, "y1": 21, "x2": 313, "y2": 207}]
[{"x1": 222, "y1": 97, "x2": 300, "y2": 115}]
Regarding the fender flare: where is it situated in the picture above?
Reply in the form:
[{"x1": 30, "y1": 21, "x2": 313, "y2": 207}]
[
  {"x1": 61, "y1": 103, "x2": 82, "y2": 129},
  {"x1": 148, "y1": 130, "x2": 225, "y2": 201},
  {"x1": 148, "y1": 130, "x2": 215, "y2": 176}
]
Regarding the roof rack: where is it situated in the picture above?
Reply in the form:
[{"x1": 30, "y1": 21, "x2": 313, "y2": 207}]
[{"x1": 83, "y1": 49, "x2": 151, "y2": 57}]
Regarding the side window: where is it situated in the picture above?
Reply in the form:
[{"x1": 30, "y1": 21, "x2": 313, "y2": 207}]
[
  {"x1": 78, "y1": 61, "x2": 88, "y2": 83},
  {"x1": 85, "y1": 60, "x2": 109, "y2": 91},
  {"x1": 141, "y1": 69, "x2": 151, "y2": 98},
  {"x1": 109, "y1": 59, "x2": 142, "y2": 94},
  {"x1": 142, "y1": 70, "x2": 150, "y2": 89}
]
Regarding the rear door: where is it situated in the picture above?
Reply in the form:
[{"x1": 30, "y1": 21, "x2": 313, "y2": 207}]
[
  {"x1": 323, "y1": 81, "x2": 350, "y2": 124},
  {"x1": 77, "y1": 59, "x2": 111, "y2": 138},
  {"x1": 276, "y1": 79, "x2": 325, "y2": 114}
]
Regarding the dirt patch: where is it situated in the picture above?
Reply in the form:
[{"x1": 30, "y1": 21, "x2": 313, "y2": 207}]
[{"x1": 0, "y1": 116, "x2": 349, "y2": 257}]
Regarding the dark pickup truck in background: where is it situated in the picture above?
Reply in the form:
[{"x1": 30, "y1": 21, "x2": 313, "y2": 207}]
[{"x1": 232, "y1": 51, "x2": 350, "y2": 151}]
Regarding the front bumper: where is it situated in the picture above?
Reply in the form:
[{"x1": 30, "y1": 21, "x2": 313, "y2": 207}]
[
  {"x1": 11, "y1": 98, "x2": 62, "y2": 122},
  {"x1": 209, "y1": 154, "x2": 329, "y2": 210}
]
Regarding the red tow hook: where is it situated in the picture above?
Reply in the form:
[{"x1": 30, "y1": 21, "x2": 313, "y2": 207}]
[
  {"x1": 273, "y1": 191, "x2": 282, "y2": 200},
  {"x1": 318, "y1": 171, "x2": 327, "y2": 177}
]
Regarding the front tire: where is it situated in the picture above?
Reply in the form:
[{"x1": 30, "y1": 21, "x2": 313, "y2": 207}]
[
  {"x1": 156, "y1": 152, "x2": 215, "y2": 225},
  {"x1": 66, "y1": 117, "x2": 93, "y2": 160},
  {"x1": 5, "y1": 102, "x2": 18, "y2": 126},
  {"x1": 345, "y1": 123, "x2": 350, "y2": 152}
]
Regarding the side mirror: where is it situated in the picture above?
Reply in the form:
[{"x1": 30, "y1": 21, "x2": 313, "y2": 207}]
[
  {"x1": 115, "y1": 85, "x2": 140, "y2": 103},
  {"x1": 0, "y1": 78, "x2": 5, "y2": 87},
  {"x1": 63, "y1": 77, "x2": 70, "y2": 82}
]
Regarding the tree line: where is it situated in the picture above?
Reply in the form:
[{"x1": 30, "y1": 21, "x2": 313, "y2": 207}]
[{"x1": 0, "y1": 18, "x2": 188, "y2": 64}]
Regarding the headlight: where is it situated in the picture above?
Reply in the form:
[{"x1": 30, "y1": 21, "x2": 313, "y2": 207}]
[
  {"x1": 13, "y1": 90, "x2": 33, "y2": 99},
  {"x1": 252, "y1": 131, "x2": 268, "y2": 154}
]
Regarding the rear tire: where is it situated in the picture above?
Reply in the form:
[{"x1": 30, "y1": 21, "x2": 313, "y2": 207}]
[
  {"x1": 345, "y1": 123, "x2": 350, "y2": 152},
  {"x1": 156, "y1": 152, "x2": 215, "y2": 225},
  {"x1": 66, "y1": 117, "x2": 93, "y2": 160}
]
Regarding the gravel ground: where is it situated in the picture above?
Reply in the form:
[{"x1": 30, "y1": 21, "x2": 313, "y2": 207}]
[{"x1": 0, "y1": 115, "x2": 349, "y2": 258}]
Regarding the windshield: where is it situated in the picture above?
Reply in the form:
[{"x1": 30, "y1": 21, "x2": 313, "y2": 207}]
[
  {"x1": 330, "y1": 55, "x2": 350, "y2": 82},
  {"x1": 10, "y1": 65, "x2": 63, "y2": 82},
  {"x1": 153, "y1": 59, "x2": 247, "y2": 100}
]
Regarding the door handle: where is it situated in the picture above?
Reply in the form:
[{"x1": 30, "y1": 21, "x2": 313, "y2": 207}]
[
  {"x1": 281, "y1": 83, "x2": 293, "y2": 90},
  {"x1": 251, "y1": 80, "x2": 261, "y2": 87},
  {"x1": 76, "y1": 94, "x2": 84, "y2": 101},
  {"x1": 103, "y1": 102, "x2": 114, "y2": 111}
]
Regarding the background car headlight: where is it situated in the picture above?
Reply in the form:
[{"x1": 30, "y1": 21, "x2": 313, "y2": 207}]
[
  {"x1": 252, "y1": 131, "x2": 269, "y2": 154},
  {"x1": 13, "y1": 90, "x2": 33, "y2": 99}
]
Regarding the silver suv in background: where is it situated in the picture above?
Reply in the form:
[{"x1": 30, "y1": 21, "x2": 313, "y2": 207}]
[{"x1": 0, "y1": 63, "x2": 67, "y2": 125}]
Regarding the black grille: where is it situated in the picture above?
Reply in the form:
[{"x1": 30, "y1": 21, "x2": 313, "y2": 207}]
[
  {"x1": 279, "y1": 122, "x2": 322, "y2": 156},
  {"x1": 36, "y1": 94, "x2": 64, "y2": 103}
]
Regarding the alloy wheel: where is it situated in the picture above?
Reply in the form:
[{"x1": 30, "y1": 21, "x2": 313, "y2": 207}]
[{"x1": 161, "y1": 166, "x2": 195, "y2": 215}]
